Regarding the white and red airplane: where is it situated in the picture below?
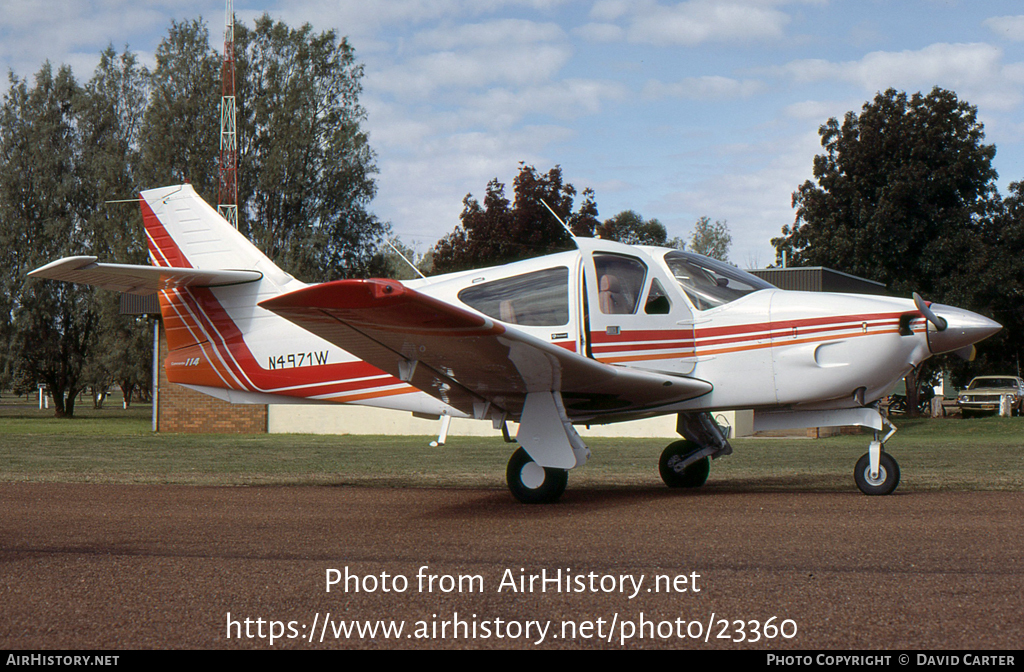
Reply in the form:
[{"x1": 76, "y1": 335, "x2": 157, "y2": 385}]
[{"x1": 31, "y1": 184, "x2": 1000, "y2": 502}]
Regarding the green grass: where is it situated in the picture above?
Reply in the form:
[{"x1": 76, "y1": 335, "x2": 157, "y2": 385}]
[{"x1": 0, "y1": 400, "x2": 1021, "y2": 492}]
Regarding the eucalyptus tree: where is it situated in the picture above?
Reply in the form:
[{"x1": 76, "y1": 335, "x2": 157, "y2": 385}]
[{"x1": 433, "y1": 163, "x2": 599, "y2": 274}]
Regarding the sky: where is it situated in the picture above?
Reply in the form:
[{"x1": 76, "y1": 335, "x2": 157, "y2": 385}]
[{"x1": 3, "y1": 0, "x2": 1024, "y2": 269}]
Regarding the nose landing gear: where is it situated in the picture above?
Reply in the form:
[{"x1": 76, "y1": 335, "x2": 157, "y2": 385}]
[
  {"x1": 854, "y1": 451, "x2": 900, "y2": 495},
  {"x1": 854, "y1": 420, "x2": 901, "y2": 495}
]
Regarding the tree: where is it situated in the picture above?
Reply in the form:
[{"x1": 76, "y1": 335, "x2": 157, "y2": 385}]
[
  {"x1": 77, "y1": 47, "x2": 152, "y2": 409},
  {"x1": 1, "y1": 15, "x2": 385, "y2": 413},
  {"x1": 0, "y1": 63, "x2": 96, "y2": 417},
  {"x1": 773, "y1": 87, "x2": 999, "y2": 300},
  {"x1": 0, "y1": 49, "x2": 151, "y2": 418},
  {"x1": 597, "y1": 210, "x2": 669, "y2": 245},
  {"x1": 689, "y1": 216, "x2": 731, "y2": 261},
  {"x1": 139, "y1": 16, "x2": 387, "y2": 282},
  {"x1": 137, "y1": 19, "x2": 222, "y2": 202},
  {"x1": 433, "y1": 163, "x2": 599, "y2": 273},
  {"x1": 234, "y1": 16, "x2": 386, "y2": 281},
  {"x1": 771, "y1": 87, "x2": 1004, "y2": 411},
  {"x1": 968, "y1": 180, "x2": 1024, "y2": 380}
]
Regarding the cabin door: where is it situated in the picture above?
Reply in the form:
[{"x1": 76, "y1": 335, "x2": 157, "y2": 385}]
[{"x1": 582, "y1": 250, "x2": 696, "y2": 375}]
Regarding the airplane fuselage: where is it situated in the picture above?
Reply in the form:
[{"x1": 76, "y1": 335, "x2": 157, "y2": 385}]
[{"x1": 162, "y1": 239, "x2": 947, "y2": 425}]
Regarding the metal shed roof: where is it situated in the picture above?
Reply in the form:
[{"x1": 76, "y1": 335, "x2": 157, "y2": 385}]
[{"x1": 748, "y1": 267, "x2": 889, "y2": 295}]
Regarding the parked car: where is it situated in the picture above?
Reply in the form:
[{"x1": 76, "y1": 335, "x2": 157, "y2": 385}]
[{"x1": 957, "y1": 376, "x2": 1024, "y2": 417}]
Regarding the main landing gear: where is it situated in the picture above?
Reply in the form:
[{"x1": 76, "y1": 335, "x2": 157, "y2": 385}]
[
  {"x1": 506, "y1": 447, "x2": 568, "y2": 504},
  {"x1": 659, "y1": 440, "x2": 711, "y2": 488},
  {"x1": 658, "y1": 413, "x2": 732, "y2": 490}
]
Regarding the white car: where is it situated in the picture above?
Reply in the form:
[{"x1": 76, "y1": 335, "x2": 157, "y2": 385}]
[{"x1": 957, "y1": 376, "x2": 1024, "y2": 417}]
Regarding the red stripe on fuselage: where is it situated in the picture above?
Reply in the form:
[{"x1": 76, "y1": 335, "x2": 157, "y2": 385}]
[
  {"x1": 589, "y1": 312, "x2": 920, "y2": 360},
  {"x1": 166, "y1": 285, "x2": 405, "y2": 398}
]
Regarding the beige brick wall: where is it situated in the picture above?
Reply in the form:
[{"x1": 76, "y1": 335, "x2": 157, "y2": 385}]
[{"x1": 156, "y1": 329, "x2": 267, "y2": 434}]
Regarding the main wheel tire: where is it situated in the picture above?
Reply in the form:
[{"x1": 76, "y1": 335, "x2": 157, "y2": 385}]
[
  {"x1": 659, "y1": 440, "x2": 711, "y2": 488},
  {"x1": 854, "y1": 452, "x2": 900, "y2": 496},
  {"x1": 506, "y1": 447, "x2": 568, "y2": 504}
]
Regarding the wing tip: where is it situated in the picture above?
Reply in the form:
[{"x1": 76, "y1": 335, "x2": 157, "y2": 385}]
[{"x1": 29, "y1": 256, "x2": 99, "y2": 278}]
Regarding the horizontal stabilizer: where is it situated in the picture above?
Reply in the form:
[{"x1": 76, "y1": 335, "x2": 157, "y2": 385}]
[
  {"x1": 29, "y1": 256, "x2": 262, "y2": 295},
  {"x1": 261, "y1": 279, "x2": 712, "y2": 420}
]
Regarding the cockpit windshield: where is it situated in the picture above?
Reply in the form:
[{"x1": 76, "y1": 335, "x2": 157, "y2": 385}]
[{"x1": 663, "y1": 251, "x2": 773, "y2": 311}]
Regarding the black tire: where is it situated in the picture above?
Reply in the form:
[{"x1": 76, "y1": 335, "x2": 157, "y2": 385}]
[
  {"x1": 659, "y1": 440, "x2": 711, "y2": 488},
  {"x1": 506, "y1": 447, "x2": 568, "y2": 504},
  {"x1": 854, "y1": 452, "x2": 900, "y2": 496}
]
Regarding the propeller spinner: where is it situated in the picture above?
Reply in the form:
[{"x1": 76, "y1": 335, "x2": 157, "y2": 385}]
[{"x1": 912, "y1": 293, "x2": 1000, "y2": 359}]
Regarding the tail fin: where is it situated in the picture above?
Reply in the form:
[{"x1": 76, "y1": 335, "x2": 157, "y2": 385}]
[
  {"x1": 141, "y1": 185, "x2": 304, "y2": 363},
  {"x1": 141, "y1": 184, "x2": 295, "y2": 292}
]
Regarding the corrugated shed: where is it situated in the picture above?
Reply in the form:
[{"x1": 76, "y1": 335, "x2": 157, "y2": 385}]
[
  {"x1": 749, "y1": 267, "x2": 888, "y2": 295},
  {"x1": 119, "y1": 293, "x2": 161, "y2": 316}
]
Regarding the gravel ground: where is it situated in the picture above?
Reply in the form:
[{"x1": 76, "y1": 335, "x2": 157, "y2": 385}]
[{"x1": 1, "y1": 483, "x2": 1021, "y2": 650}]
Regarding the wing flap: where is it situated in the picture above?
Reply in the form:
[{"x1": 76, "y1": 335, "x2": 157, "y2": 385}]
[
  {"x1": 260, "y1": 279, "x2": 712, "y2": 419},
  {"x1": 29, "y1": 256, "x2": 262, "y2": 295}
]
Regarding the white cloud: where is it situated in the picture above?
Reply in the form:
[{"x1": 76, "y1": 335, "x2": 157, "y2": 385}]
[
  {"x1": 462, "y1": 79, "x2": 628, "y2": 126},
  {"x1": 983, "y1": 15, "x2": 1024, "y2": 41},
  {"x1": 414, "y1": 18, "x2": 565, "y2": 50},
  {"x1": 0, "y1": 1, "x2": 178, "y2": 80},
  {"x1": 778, "y1": 43, "x2": 1024, "y2": 111},
  {"x1": 269, "y1": 0, "x2": 574, "y2": 39},
  {"x1": 626, "y1": 1, "x2": 791, "y2": 46},
  {"x1": 368, "y1": 16, "x2": 574, "y2": 98},
  {"x1": 573, "y1": 23, "x2": 624, "y2": 43},
  {"x1": 590, "y1": 0, "x2": 632, "y2": 22},
  {"x1": 651, "y1": 128, "x2": 823, "y2": 267},
  {"x1": 370, "y1": 44, "x2": 572, "y2": 97},
  {"x1": 643, "y1": 76, "x2": 766, "y2": 100},
  {"x1": 376, "y1": 124, "x2": 577, "y2": 242}
]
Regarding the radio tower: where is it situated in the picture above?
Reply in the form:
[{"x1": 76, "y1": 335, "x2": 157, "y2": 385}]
[{"x1": 217, "y1": 0, "x2": 238, "y2": 228}]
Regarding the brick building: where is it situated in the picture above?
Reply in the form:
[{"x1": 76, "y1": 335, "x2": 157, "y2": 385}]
[
  {"x1": 122, "y1": 294, "x2": 266, "y2": 434},
  {"x1": 154, "y1": 332, "x2": 267, "y2": 433}
]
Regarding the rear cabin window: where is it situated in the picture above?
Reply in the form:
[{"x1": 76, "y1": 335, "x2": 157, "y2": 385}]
[{"x1": 458, "y1": 267, "x2": 570, "y2": 326}]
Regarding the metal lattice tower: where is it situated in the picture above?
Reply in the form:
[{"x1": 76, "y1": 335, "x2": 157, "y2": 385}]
[{"x1": 217, "y1": 0, "x2": 238, "y2": 228}]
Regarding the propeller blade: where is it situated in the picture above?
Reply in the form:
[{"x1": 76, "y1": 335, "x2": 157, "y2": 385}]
[
  {"x1": 954, "y1": 344, "x2": 976, "y2": 361},
  {"x1": 913, "y1": 292, "x2": 947, "y2": 332}
]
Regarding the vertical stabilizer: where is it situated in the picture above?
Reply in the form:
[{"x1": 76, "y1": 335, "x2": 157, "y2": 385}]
[
  {"x1": 140, "y1": 185, "x2": 304, "y2": 357},
  {"x1": 140, "y1": 184, "x2": 295, "y2": 291}
]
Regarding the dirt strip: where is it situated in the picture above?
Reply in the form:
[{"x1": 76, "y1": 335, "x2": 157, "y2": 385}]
[{"x1": 1, "y1": 483, "x2": 1021, "y2": 650}]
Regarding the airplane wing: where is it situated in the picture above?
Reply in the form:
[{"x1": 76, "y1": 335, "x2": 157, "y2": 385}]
[
  {"x1": 260, "y1": 279, "x2": 712, "y2": 420},
  {"x1": 29, "y1": 256, "x2": 262, "y2": 295}
]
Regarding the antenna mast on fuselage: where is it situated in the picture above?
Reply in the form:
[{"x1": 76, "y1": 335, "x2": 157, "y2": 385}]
[{"x1": 540, "y1": 198, "x2": 575, "y2": 239}]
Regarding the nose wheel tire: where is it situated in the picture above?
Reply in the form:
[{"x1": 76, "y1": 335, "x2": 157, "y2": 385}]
[
  {"x1": 659, "y1": 440, "x2": 711, "y2": 488},
  {"x1": 854, "y1": 452, "x2": 900, "y2": 496},
  {"x1": 506, "y1": 447, "x2": 568, "y2": 504}
]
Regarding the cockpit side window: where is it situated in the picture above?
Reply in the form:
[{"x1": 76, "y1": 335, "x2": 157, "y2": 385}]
[
  {"x1": 595, "y1": 254, "x2": 647, "y2": 315},
  {"x1": 458, "y1": 267, "x2": 570, "y2": 326},
  {"x1": 664, "y1": 251, "x2": 773, "y2": 311},
  {"x1": 644, "y1": 278, "x2": 671, "y2": 315}
]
